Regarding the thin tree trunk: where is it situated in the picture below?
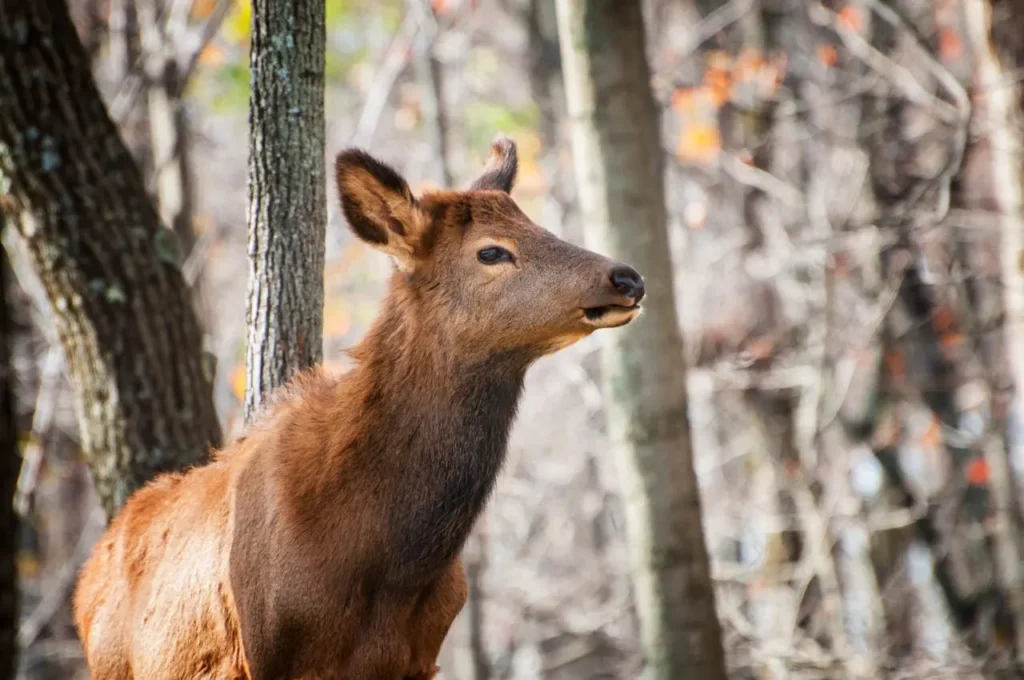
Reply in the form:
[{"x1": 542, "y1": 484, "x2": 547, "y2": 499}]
[
  {"x1": 525, "y1": 0, "x2": 563, "y2": 151},
  {"x1": 465, "y1": 530, "x2": 491, "y2": 680},
  {"x1": 556, "y1": 2, "x2": 727, "y2": 678},
  {"x1": 244, "y1": 0, "x2": 327, "y2": 421},
  {"x1": 108, "y1": 0, "x2": 152, "y2": 177},
  {"x1": 0, "y1": 230, "x2": 18, "y2": 680},
  {"x1": 68, "y1": 0, "x2": 106, "y2": 63},
  {"x1": 409, "y1": 0, "x2": 452, "y2": 188},
  {"x1": 139, "y1": 0, "x2": 198, "y2": 259},
  {"x1": 0, "y1": 0, "x2": 222, "y2": 518}
]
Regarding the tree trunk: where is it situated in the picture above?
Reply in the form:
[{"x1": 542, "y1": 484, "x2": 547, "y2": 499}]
[
  {"x1": 555, "y1": 2, "x2": 727, "y2": 678},
  {"x1": 409, "y1": 0, "x2": 452, "y2": 189},
  {"x1": 962, "y1": 0, "x2": 1024, "y2": 656},
  {"x1": 244, "y1": 0, "x2": 327, "y2": 421},
  {"x1": 139, "y1": 0, "x2": 198, "y2": 259},
  {"x1": 0, "y1": 0, "x2": 222, "y2": 518},
  {"x1": 0, "y1": 232, "x2": 18, "y2": 680}
]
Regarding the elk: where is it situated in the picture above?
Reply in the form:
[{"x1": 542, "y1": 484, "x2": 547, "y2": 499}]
[{"x1": 73, "y1": 136, "x2": 645, "y2": 680}]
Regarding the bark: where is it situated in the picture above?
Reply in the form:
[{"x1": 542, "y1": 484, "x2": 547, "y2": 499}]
[
  {"x1": 0, "y1": 0, "x2": 222, "y2": 518},
  {"x1": 555, "y1": 2, "x2": 727, "y2": 678},
  {"x1": 0, "y1": 232, "x2": 17, "y2": 680},
  {"x1": 244, "y1": 0, "x2": 327, "y2": 422}
]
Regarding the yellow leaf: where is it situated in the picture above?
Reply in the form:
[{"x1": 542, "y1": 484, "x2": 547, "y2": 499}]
[
  {"x1": 677, "y1": 123, "x2": 721, "y2": 164},
  {"x1": 225, "y1": 0, "x2": 252, "y2": 44},
  {"x1": 705, "y1": 50, "x2": 732, "y2": 71},
  {"x1": 230, "y1": 364, "x2": 246, "y2": 401}
]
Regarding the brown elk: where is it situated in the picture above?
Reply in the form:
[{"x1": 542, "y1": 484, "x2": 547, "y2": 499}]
[{"x1": 73, "y1": 136, "x2": 645, "y2": 680}]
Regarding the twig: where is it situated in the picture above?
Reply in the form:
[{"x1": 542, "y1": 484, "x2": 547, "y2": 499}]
[
  {"x1": 111, "y1": 0, "x2": 234, "y2": 123},
  {"x1": 350, "y1": 11, "x2": 421, "y2": 147},
  {"x1": 181, "y1": 230, "x2": 212, "y2": 286},
  {"x1": 721, "y1": 154, "x2": 805, "y2": 212},
  {"x1": 180, "y1": 0, "x2": 232, "y2": 83},
  {"x1": 18, "y1": 507, "x2": 105, "y2": 648},
  {"x1": 806, "y1": 3, "x2": 959, "y2": 126},
  {"x1": 680, "y1": 0, "x2": 757, "y2": 56},
  {"x1": 862, "y1": 0, "x2": 970, "y2": 223},
  {"x1": 13, "y1": 344, "x2": 64, "y2": 517}
]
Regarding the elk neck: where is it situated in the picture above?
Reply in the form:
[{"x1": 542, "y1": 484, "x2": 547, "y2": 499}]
[{"x1": 346, "y1": 273, "x2": 530, "y2": 581}]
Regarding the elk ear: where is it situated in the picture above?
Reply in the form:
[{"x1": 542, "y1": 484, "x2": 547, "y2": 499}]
[
  {"x1": 335, "y1": 149, "x2": 427, "y2": 265},
  {"x1": 470, "y1": 135, "x2": 517, "y2": 193}
]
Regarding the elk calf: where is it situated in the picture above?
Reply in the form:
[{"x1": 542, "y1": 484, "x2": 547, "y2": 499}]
[{"x1": 73, "y1": 137, "x2": 645, "y2": 679}]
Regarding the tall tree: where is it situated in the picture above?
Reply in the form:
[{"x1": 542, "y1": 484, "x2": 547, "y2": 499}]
[
  {"x1": 555, "y1": 2, "x2": 727, "y2": 678},
  {"x1": 0, "y1": 0, "x2": 222, "y2": 518},
  {"x1": 963, "y1": 0, "x2": 1024, "y2": 655},
  {"x1": 0, "y1": 233, "x2": 17, "y2": 680},
  {"x1": 243, "y1": 0, "x2": 327, "y2": 421}
]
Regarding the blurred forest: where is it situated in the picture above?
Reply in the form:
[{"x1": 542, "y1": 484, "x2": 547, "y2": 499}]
[{"x1": 5, "y1": 0, "x2": 1024, "y2": 678}]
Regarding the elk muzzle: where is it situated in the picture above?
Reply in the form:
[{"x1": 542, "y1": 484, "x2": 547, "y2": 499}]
[{"x1": 582, "y1": 263, "x2": 645, "y2": 329}]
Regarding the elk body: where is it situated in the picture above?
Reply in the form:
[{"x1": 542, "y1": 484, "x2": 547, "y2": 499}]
[{"x1": 73, "y1": 137, "x2": 645, "y2": 680}]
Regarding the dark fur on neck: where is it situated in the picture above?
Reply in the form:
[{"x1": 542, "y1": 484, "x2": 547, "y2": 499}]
[{"x1": 346, "y1": 275, "x2": 529, "y2": 583}]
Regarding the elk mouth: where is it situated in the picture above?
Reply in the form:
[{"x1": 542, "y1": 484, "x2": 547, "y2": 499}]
[{"x1": 582, "y1": 303, "x2": 642, "y2": 328}]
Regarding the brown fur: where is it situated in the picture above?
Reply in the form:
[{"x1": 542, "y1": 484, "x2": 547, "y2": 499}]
[{"x1": 73, "y1": 137, "x2": 645, "y2": 680}]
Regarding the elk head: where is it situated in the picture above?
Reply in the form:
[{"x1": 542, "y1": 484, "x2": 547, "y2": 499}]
[{"x1": 335, "y1": 136, "x2": 644, "y2": 359}]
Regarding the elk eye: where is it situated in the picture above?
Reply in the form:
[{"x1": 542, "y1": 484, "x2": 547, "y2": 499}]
[{"x1": 477, "y1": 246, "x2": 513, "y2": 265}]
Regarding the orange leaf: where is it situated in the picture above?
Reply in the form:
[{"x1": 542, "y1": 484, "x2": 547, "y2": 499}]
[
  {"x1": 939, "y1": 331, "x2": 965, "y2": 351},
  {"x1": 965, "y1": 457, "x2": 990, "y2": 485},
  {"x1": 818, "y1": 44, "x2": 838, "y2": 68},
  {"x1": 197, "y1": 43, "x2": 226, "y2": 68},
  {"x1": 432, "y1": 0, "x2": 450, "y2": 13},
  {"x1": 884, "y1": 348, "x2": 906, "y2": 380},
  {"x1": 939, "y1": 28, "x2": 963, "y2": 60},
  {"x1": 932, "y1": 304, "x2": 958, "y2": 334},
  {"x1": 744, "y1": 336, "x2": 775, "y2": 361},
  {"x1": 190, "y1": 0, "x2": 218, "y2": 20},
  {"x1": 837, "y1": 6, "x2": 863, "y2": 32},
  {"x1": 733, "y1": 48, "x2": 765, "y2": 83},
  {"x1": 677, "y1": 123, "x2": 722, "y2": 164},
  {"x1": 704, "y1": 68, "x2": 732, "y2": 107}
]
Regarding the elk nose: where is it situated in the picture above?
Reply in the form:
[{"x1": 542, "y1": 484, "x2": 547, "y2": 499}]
[{"x1": 610, "y1": 265, "x2": 645, "y2": 303}]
